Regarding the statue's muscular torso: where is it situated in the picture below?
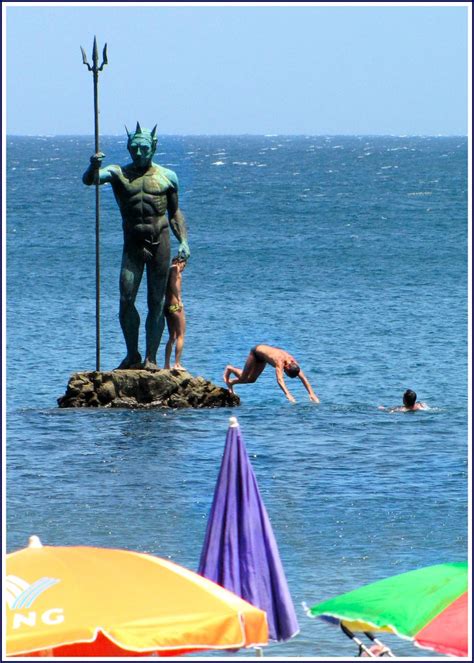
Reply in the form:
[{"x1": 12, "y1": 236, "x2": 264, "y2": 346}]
[{"x1": 109, "y1": 163, "x2": 178, "y2": 246}]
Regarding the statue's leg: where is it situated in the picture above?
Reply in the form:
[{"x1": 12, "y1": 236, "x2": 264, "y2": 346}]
[
  {"x1": 117, "y1": 249, "x2": 144, "y2": 369},
  {"x1": 143, "y1": 233, "x2": 170, "y2": 369}
]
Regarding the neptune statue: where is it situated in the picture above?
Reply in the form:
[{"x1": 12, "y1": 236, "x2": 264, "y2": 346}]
[{"x1": 83, "y1": 123, "x2": 190, "y2": 370}]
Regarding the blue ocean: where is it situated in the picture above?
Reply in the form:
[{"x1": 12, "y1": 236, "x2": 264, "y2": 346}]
[{"x1": 6, "y1": 135, "x2": 468, "y2": 658}]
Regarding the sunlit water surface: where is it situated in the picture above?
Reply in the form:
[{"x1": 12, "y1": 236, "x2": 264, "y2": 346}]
[{"x1": 7, "y1": 135, "x2": 468, "y2": 658}]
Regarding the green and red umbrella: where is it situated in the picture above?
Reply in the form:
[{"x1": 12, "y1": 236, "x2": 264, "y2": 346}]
[{"x1": 308, "y1": 562, "x2": 468, "y2": 657}]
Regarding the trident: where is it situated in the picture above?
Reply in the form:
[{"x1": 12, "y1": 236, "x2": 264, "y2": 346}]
[{"x1": 81, "y1": 36, "x2": 108, "y2": 371}]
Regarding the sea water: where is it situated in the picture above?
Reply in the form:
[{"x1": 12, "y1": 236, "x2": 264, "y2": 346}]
[{"x1": 6, "y1": 135, "x2": 468, "y2": 658}]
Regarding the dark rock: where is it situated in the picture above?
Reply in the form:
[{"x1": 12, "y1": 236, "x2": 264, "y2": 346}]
[
  {"x1": 58, "y1": 369, "x2": 240, "y2": 409},
  {"x1": 97, "y1": 381, "x2": 116, "y2": 404}
]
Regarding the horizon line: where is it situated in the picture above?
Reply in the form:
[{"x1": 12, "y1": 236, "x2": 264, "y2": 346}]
[{"x1": 6, "y1": 132, "x2": 468, "y2": 138}]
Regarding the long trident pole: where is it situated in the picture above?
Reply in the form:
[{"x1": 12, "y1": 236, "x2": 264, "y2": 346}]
[{"x1": 81, "y1": 37, "x2": 108, "y2": 371}]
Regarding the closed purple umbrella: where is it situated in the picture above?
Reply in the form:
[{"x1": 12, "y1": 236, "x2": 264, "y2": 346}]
[{"x1": 198, "y1": 416, "x2": 299, "y2": 642}]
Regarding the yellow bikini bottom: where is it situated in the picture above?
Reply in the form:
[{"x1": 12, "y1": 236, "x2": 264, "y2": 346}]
[{"x1": 167, "y1": 303, "x2": 184, "y2": 314}]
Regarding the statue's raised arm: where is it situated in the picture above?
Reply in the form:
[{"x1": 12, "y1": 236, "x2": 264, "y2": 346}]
[{"x1": 82, "y1": 152, "x2": 117, "y2": 185}]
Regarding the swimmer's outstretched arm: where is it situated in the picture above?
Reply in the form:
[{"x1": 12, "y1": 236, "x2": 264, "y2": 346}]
[
  {"x1": 298, "y1": 370, "x2": 320, "y2": 403},
  {"x1": 275, "y1": 367, "x2": 296, "y2": 403}
]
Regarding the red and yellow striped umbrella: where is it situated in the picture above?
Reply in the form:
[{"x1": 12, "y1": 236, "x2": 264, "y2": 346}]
[
  {"x1": 308, "y1": 562, "x2": 468, "y2": 657},
  {"x1": 6, "y1": 537, "x2": 268, "y2": 657}
]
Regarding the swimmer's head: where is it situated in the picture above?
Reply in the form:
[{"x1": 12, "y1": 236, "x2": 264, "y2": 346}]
[
  {"x1": 284, "y1": 362, "x2": 301, "y2": 378},
  {"x1": 403, "y1": 389, "x2": 417, "y2": 407}
]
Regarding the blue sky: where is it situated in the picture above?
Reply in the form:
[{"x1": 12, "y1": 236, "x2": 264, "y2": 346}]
[{"x1": 4, "y1": 3, "x2": 469, "y2": 135}]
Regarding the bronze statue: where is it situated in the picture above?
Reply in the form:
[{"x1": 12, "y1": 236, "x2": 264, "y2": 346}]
[{"x1": 83, "y1": 123, "x2": 190, "y2": 370}]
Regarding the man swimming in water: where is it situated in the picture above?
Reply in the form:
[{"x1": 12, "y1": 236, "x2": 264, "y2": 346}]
[
  {"x1": 379, "y1": 389, "x2": 428, "y2": 412},
  {"x1": 223, "y1": 344, "x2": 319, "y2": 403}
]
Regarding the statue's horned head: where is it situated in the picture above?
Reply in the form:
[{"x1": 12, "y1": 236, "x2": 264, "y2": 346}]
[{"x1": 125, "y1": 122, "x2": 158, "y2": 151}]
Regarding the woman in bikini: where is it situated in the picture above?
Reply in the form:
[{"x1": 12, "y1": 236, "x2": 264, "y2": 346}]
[{"x1": 164, "y1": 257, "x2": 187, "y2": 370}]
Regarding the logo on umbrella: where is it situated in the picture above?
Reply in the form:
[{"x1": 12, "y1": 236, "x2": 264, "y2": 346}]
[{"x1": 6, "y1": 575, "x2": 60, "y2": 610}]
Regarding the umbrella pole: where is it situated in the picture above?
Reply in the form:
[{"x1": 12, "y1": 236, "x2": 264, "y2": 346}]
[
  {"x1": 340, "y1": 623, "x2": 377, "y2": 657},
  {"x1": 364, "y1": 631, "x2": 395, "y2": 657}
]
